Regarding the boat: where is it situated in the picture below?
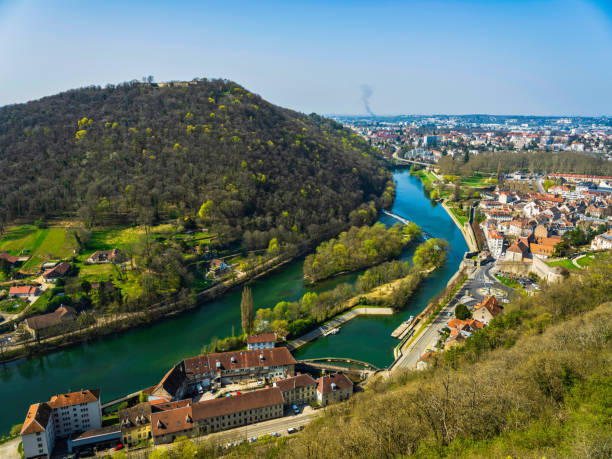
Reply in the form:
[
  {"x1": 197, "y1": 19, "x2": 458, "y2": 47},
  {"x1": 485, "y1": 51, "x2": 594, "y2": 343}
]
[
  {"x1": 323, "y1": 327, "x2": 340, "y2": 336},
  {"x1": 391, "y1": 316, "x2": 415, "y2": 338}
]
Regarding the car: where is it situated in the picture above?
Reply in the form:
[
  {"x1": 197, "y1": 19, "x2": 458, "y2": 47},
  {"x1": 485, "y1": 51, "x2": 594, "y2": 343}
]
[
  {"x1": 249, "y1": 436, "x2": 258, "y2": 443},
  {"x1": 113, "y1": 444, "x2": 124, "y2": 451},
  {"x1": 292, "y1": 404, "x2": 300, "y2": 414},
  {"x1": 287, "y1": 427, "x2": 298, "y2": 434},
  {"x1": 271, "y1": 432, "x2": 281, "y2": 437}
]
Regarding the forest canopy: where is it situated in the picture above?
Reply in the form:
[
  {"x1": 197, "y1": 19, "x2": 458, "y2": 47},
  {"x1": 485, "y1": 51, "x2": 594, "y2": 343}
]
[
  {"x1": 0, "y1": 79, "x2": 393, "y2": 247},
  {"x1": 303, "y1": 222, "x2": 422, "y2": 282},
  {"x1": 438, "y1": 150, "x2": 612, "y2": 177}
]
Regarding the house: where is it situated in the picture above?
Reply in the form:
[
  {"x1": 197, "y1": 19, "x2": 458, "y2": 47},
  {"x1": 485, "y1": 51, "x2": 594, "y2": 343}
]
[
  {"x1": 472, "y1": 296, "x2": 502, "y2": 325},
  {"x1": 42, "y1": 262, "x2": 71, "y2": 283},
  {"x1": 21, "y1": 389, "x2": 102, "y2": 458},
  {"x1": 486, "y1": 229, "x2": 504, "y2": 258},
  {"x1": 247, "y1": 333, "x2": 276, "y2": 350},
  {"x1": 119, "y1": 402, "x2": 152, "y2": 447},
  {"x1": 21, "y1": 403, "x2": 55, "y2": 459},
  {"x1": 505, "y1": 240, "x2": 529, "y2": 262},
  {"x1": 24, "y1": 305, "x2": 77, "y2": 338},
  {"x1": 0, "y1": 252, "x2": 19, "y2": 266},
  {"x1": 508, "y1": 218, "x2": 534, "y2": 237},
  {"x1": 86, "y1": 249, "x2": 126, "y2": 264},
  {"x1": 151, "y1": 387, "x2": 284, "y2": 444},
  {"x1": 9, "y1": 285, "x2": 40, "y2": 298},
  {"x1": 274, "y1": 373, "x2": 317, "y2": 406},
  {"x1": 316, "y1": 373, "x2": 353, "y2": 406},
  {"x1": 207, "y1": 259, "x2": 230, "y2": 278},
  {"x1": 591, "y1": 231, "x2": 612, "y2": 251}
]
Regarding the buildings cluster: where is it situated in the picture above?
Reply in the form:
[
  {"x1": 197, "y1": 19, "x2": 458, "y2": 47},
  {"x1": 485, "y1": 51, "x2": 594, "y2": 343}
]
[
  {"x1": 337, "y1": 115, "x2": 612, "y2": 158},
  {"x1": 20, "y1": 335, "x2": 354, "y2": 458},
  {"x1": 478, "y1": 174, "x2": 612, "y2": 261}
]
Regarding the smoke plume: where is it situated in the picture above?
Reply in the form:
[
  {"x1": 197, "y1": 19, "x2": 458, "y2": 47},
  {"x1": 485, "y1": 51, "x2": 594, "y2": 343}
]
[{"x1": 360, "y1": 84, "x2": 375, "y2": 117}]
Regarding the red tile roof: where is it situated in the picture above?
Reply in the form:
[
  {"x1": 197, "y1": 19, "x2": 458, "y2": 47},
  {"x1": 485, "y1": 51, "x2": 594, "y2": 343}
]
[
  {"x1": 151, "y1": 406, "x2": 194, "y2": 437},
  {"x1": 47, "y1": 389, "x2": 100, "y2": 408},
  {"x1": 317, "y1": 373, "x2": 353, "y2": 395},
  {"x1": 9, "y1": 285, "x2": 38, "y2": 295},
  {"x1": 191, "y1": 387, "x2": 284, "y2": 420},
  {"x1": 0, "y1": 252, "x2": 18, "y2": 264},
  {"x1": 21, "y1": 403, "x2": 52, "y2": 435},
  {"x1": 247, "y1": 333, "x2": 276, "y2": 345},
  {"x1": 43, "y1": 261, "x2": 71, "y2": 279},
  {"x1": 275, "y1": 374, "x2": 316, "y2": 392},
  {"x1": 473, "y1": 296, "x2": 502, "y2": 317},
  {"x1": 183, "y1": 347, "x2": 296, "y2": 377}
]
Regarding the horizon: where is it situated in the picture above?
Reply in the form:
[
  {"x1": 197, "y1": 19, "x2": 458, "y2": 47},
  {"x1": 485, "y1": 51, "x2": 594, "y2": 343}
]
[{"x1": 1, "y1": 0, "x2": 611, "y2": 116}]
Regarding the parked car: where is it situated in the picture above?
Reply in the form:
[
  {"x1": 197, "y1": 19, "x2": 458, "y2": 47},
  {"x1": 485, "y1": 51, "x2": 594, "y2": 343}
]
[
  {"x1": 113, "y1": 444, "x2": 124, "y2": 451},
  {"x1": 287, "y1": 427, "x2": 297, "y2": 434},
  {"x1": 292, "y1": 404, "x2": 300, "y2": 415},
  {"x1": 271, "y1": 432, "x2": 281, "y2": 437},
  {"x1": 249, "y1": 436, "x2": 258, "y2": 443}
]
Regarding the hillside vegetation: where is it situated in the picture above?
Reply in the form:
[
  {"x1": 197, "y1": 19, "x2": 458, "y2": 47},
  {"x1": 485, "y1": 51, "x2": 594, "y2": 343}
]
[{"x1": 0, "y1": 79, "x2": 392, "y2": 248}]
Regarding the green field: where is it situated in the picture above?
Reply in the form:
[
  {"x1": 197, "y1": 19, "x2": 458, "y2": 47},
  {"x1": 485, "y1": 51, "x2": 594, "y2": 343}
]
[
  {"x1": 460, "y1": 173, "x2": 494, "y2": 188},
  {"x1": 546, "y1": 258, "x2": 579, "y2": 271},
  {"x1": 78, "y1": 263, "x2": 115, "y2": 282},
  {"x1": 0, "y1": 225, "x2": 80, "y2": 272},
  {"x1": 447, "y1": 205, "x2": 469, "y2": 227}
]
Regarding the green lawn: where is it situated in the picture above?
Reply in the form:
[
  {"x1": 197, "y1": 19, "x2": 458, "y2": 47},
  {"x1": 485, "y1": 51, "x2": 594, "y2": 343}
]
[
  {"x1": 495, "y1": 274, "x2": 521, "y2": 289},
  {"x1": 0, "y1": 298, "x2": 28, "y2": 314},
  {"x1": 460, "y1": 173, "x2": 494, "y2": 188},
  {"x1": 546, "y1": 258, "x2": 579, "y2": 271},
  {"x1": 30, "y1": 290, "x2": 52, "y2": 314},
  {"x1": 576, "y1": 253, "x2": 601, "y2": 268},
  {"x1": 78, "y1": 263, "x2": 115, "y2": 282},
  {"x1": 1, "y1": 226, "x2": 80, "y2": 273},
  {"x1": 448, "y1": 205, "x2": 468, "y2": 227}
]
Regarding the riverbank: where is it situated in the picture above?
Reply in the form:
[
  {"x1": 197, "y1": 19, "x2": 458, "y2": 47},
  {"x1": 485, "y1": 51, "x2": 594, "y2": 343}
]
[
  {"x1": 0, "y1": 249, "x2": 303, "y2": 363},
  {"x1": 440, "y1": 200, "x2": 478, "y2": 251}
]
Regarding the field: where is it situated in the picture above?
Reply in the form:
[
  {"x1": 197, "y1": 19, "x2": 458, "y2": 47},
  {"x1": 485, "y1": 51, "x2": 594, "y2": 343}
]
[
  {"x1": 576, "y1": 252, "x2": 603, "y2": 268},
  {"x1": 546, "y1": 258, "x2": 579, "y2": 271},
  {"x1": 0, "y1": 298, "x2": 28, "y2": 314},
  {"x1": 460, "y1": 173, "x2": 494, "y2": 188},
  {"x1": 0, "y1": 226, "x2": 79, "y2": 273},
  {"x1": 78, "y1": 264, "x2": 115, "y2": 282},
  {"x1": 447, "y1": 204, "x2": 469, "y2": 227}
]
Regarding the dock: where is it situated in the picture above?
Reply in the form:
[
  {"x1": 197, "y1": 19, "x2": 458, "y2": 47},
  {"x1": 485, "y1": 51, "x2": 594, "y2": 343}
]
[{"x1": 391, "y1": 316, "x2": 415, "y2": 339}]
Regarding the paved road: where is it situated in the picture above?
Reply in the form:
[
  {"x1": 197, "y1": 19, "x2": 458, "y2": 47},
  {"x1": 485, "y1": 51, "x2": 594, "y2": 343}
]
[{"x1": 0, "y1": 437, "x2": 20, "y2": 459}]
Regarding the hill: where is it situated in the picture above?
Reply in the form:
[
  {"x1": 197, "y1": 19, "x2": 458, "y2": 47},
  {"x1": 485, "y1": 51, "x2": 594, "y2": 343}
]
[{"x1": 0, "y1": 79, "x2": 393, "y2": 247}]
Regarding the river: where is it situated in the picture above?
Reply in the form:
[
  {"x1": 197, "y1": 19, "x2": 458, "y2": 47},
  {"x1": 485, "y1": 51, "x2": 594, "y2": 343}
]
[{"x1": 0, "y1": 169, "x2": 467, "y2": 434}]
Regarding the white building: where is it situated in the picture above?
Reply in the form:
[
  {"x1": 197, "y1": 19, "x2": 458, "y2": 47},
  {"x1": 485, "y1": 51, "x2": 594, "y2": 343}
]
[
  {"x1": 21, "y1": 403, "x2": 55, "y2": 459},
  {"x1": 48, "y1": 390, "x2": 103, "y2": 438},
  {"x1": 591, "y1": 231, "x2": 612, "y2": 251},
  {"x1": 486, "y1": 229, "x2": 505, "y2": 258},
  {"x1": 246, "y1": 333, "x2": 276, "y2": 350}
]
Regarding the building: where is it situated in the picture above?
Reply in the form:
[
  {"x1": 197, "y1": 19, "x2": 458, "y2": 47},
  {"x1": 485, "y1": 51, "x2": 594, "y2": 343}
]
[
  {"x1": 0, "y1": 252, "x2": 19, "y2": 266},
  {"x1": 591, "y1": 231, "x2": 612, "y2": 251},
  {"x1": 505, "y1": 241, "x2": 529, "y2": 262},
  {"x1": 151, "y1": 388, "x2": 284, "y2": 444},
  {"x1": 20, "y1": 389, "x2": 102, "y2": 458},
  {"x1": 47, "y1": 389, "x2": 103, "y2": 438},
  {"x1": 472, "y1": 296, "x2": 502, "y2": 325},
  {"x1": 9, "y1": 285, "x2": 40, "y2": 298},
  {"x1": 316, "y1": 373, "x2": 353, "y2": 406},
  {"x1": 21, "y1": 403, "x2": 55, "y2": 459},
  {"x1": 247, "y1": 333, "x2": 276, "y2": 350},
  {"x1": 119, "y1": 402, "x2": 152, "y2": 447},
  {"x1": 207, "y1": 259, "x2": 230, "y2": 278},
  {"x1": 486, "y1": 229, "x2": 505, "y2": 258},
  {"x1": 274, "y1": 374, "x2": 317, "y2": 406},
  {"x1": 86, "y1": 249, "x2": 126, "y2": 265},
  {"x1": 67, "y1": 426, "x2": 121, "y2": 453},
  {"x1": 42, "y1": 262, "x2": 71, "y2": 283},
  {"x1": 24, "y1": 306, "x2": 77, "y2": 338},
  {"x1": 150, "y1": 347, "x2": 297, "y2": 402}
]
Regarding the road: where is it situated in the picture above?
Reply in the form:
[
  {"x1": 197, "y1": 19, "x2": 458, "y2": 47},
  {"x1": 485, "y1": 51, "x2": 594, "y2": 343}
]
[
  {"x1": 536, "y1": 178, "x2": 545, "y2": 193},
  {"x1": 0, "y1": 437, "x2": 20, "y2": 459},
  {"x1": 393, "y1": 263, "x2": 512, "y2": 370}
]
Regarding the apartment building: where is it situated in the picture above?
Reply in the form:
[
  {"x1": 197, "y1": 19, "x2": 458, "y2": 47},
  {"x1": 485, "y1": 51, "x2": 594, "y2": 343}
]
[
  {"x1": 316, "y1": 373, "x2": 354, "y2": 407},
  {"x1": 247, "y1": 333, "x2": 276, "y2": 350},
  {"x1": 119, "y1": 402, "x2": 152, "y2": 447},
  {"x1": 20, "y1": 389, "x2": 102, "y2": 459},
  {"x1": 274, "y1": 373, "x2": 317, "y2": 406},
  {"x1": 151, "y1": 388, "x2": 284, "y2": 444},
  {"x1": 21, "y1": 403, "x2": 55, "y2": 459}
]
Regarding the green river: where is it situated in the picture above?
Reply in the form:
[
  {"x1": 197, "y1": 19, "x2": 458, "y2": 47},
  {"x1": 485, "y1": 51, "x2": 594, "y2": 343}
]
[{"x1": 0, "y1": 170, "x2": 468, "y2": 434}]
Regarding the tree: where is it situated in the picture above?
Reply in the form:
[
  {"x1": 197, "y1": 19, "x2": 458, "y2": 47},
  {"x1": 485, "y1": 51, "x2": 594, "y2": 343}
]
[
  {"x1": 453, "y1": 179, "x2": 462, "y2": 201},
  {"x1": 240, "y1": 286, "x2": 254, "y2": 335},
  {"x1": 455, "y1": 303, "x2": 471, "y2": 320}
]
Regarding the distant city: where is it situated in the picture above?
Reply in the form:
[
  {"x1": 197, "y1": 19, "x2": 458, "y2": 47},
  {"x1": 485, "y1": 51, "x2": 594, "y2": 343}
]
[{"x1": 332, "y1": 115, "x2": 612, "y2": 160}]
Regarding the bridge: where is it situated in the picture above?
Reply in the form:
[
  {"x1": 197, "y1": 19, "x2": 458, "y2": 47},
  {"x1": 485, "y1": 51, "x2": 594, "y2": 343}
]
[
  {"x1": 394, "y1": 158, "x2": 434, "y2": 167},
  {"x1": 382, "y1": 210, "x2": 432, "y2": 240},
  {"x1": 298, "y1": 357, "x2": 381, "y2": 372}
]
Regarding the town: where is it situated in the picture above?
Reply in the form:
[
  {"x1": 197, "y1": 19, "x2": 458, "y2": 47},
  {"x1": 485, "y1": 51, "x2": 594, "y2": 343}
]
[{"x1": 18, "y1": 334, "x2": 354, "y2": 458}]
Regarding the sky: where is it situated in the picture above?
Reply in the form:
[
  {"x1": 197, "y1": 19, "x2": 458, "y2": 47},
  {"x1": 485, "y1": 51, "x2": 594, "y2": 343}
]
[{"x1": 0, "y1": 0, "x2": 611, "y2": 116}]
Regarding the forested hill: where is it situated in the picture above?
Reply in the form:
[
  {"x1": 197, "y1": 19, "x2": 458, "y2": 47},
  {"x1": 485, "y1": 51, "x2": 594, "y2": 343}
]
[{"x1": 0, "y1": 79, "x2": 393, "y2": 247}]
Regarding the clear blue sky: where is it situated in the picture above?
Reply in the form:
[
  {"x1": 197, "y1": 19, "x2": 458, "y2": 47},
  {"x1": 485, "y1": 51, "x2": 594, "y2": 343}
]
[{"x1": 0, "y1": 0, "x2": 611, "y2": 115}]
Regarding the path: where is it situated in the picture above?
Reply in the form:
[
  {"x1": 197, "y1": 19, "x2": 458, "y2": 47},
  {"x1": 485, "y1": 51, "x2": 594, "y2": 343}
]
[
  {"x1": 440, "y1": 201, "x2": 478, "y2": 252},
  {"x1": 0, "y1": 437, "x2": 21, "y2": 459}
]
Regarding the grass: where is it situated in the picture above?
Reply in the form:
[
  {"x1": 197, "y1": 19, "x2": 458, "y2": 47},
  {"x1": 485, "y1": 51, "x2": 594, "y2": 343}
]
[
  {"x1": 113, "y1": 271, "x2": 144, "y2": 299},
  {"x1": 79, "y1": 263, "x2": 115, "y2": 282},
  {"x1": 447, "y1": 205, "x2": 468, "y2": 227},
  {"x1": 576, "y1": 253, "x2": 600, "y2": 268},
  {"x1": 546, "y1": 258, "x2": 579, "y2": 271},
  {"x1": 30, "y1": 290, "x2": 52, "y2": 315},
  {"x1": 494, "y1": 274, "x2": 521, "y2": 289},
  {"x1": 0, "y1": 298, "x2": 28, "y2": 314},
  {"x1": 0, "y1": 225, "x2": 80, "y2": 273},
  {"x1": 460, "y1": 173, "x2": 490, "y2": 188}
]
